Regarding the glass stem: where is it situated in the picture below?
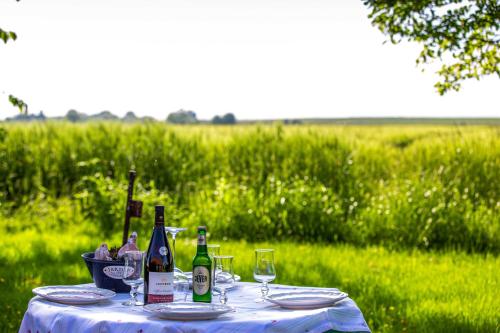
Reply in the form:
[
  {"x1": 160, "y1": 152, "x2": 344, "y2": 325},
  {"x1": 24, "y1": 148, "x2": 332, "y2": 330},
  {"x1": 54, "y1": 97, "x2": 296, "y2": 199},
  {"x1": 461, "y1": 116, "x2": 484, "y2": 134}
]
[
  {"x1": 220, "y1": 289, "x2": 228, "y2": 304},
  {"x1": 261, "y1": 281, "x2": 269, "y2": 299},
  {"x1": 130, "y1": 285, "x2": 138, "y2": 302},
  {"x1": 172, "y1": 234, "x2": 177, "y2": 269}
]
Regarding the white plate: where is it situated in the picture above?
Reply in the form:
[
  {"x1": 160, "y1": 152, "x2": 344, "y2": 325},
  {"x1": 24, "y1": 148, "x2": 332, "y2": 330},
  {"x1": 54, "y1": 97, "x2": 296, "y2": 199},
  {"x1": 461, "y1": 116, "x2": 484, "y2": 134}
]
[
  {"x1": 144, "y1": 302, "x2": 233, "y2": 320},
  {"x1": 32, "y1": 285, "x2": 116, "y2": 305},
  {"x1": 265, "y1": 290, "x2": 348, "y2": 309}
]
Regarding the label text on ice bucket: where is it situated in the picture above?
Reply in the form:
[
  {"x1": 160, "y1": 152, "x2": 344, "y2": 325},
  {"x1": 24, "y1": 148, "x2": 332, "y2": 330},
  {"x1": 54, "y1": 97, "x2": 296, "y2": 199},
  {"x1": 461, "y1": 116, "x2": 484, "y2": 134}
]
[{"x1": 103, "y1": 266, "x2": 135, "y2": 279}]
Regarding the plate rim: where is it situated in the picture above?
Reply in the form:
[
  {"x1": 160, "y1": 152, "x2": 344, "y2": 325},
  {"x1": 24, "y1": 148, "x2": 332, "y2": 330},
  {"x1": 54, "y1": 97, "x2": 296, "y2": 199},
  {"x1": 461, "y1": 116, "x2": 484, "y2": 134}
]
[
  {"x1": 32, "y1": 285, "x2": 116, "y2": 303},
  {"x1": 144, "y1": 302, "x2": 233, "y2": 319},
  {"x1": 265, "y1": 290, "x2": 348, "y2": 308},
  {"x1": 267, "y1": 289, "x2": 346, "y2": 296}
]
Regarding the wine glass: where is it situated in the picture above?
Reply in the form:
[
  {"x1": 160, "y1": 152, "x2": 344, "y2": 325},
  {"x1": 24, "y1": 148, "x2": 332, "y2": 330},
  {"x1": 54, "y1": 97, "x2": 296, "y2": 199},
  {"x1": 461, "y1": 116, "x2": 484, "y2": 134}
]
[
  {"x1": 207, "y1": 244, "x2": 220, "y2": 259},
  {"x1": 174, "y1": 274, "x2": 190, "y2": 302},
  {"x1": 207, "y1": 244, "x2": 220, "y2": 290},
  {"x1": 165, "y1": 226, "x2": 188, "y2": 282},
  {"x1": 122, "y1": 250, "x2": 144, "y2": 306},
  {"x1": 213, "y1": 255, "x2": 234, "y2": 304},
  {"x1": 253, "y1": 249, "x2": 276, "y2": 302}
]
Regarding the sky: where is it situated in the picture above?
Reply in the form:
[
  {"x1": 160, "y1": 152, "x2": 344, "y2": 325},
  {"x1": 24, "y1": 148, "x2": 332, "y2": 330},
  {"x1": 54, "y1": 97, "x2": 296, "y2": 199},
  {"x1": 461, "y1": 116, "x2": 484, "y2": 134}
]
[{"x1": 0, "y1": 0, "x2": 498, "y2": 121}]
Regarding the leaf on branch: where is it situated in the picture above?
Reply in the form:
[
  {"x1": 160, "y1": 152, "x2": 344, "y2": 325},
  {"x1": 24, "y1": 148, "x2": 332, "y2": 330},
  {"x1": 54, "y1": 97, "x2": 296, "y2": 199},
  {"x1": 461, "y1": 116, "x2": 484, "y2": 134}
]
[
  {"x1": 9, "y1": 95, "x2": 28, "y2": 114},
  {"x1": 0, "y1": 28, "x2": 18, "y2": 44}
]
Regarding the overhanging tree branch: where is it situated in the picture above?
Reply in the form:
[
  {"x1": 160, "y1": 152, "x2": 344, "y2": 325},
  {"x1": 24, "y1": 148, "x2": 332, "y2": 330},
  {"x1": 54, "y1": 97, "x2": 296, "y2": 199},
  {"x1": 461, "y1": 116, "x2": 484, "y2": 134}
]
[
  {"x1": 363, "y1": 0, "x2": 500, "y2": 94},
  {"x1": 2, "y1": 0, "x2": 27, "y2": 113}
]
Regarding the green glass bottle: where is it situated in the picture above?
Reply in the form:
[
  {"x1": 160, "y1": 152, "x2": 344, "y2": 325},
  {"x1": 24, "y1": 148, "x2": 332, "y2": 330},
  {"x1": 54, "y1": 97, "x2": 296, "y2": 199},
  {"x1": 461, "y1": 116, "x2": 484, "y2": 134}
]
[{"x1": 192, "y1": 226, "x2": 212, "y2": 302}]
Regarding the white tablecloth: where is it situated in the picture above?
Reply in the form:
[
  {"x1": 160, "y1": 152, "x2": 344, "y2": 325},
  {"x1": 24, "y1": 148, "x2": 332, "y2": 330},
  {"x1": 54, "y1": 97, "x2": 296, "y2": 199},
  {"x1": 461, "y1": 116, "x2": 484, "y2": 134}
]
[{"x1": 19, "y1": 282, "x2": 371, "y2": 333}]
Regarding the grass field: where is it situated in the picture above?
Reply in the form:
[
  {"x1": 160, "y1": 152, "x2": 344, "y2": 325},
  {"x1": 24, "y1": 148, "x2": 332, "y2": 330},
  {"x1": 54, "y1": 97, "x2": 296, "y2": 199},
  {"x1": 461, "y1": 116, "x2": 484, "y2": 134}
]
[
  {"x1": 1, "y1": 123, "x2": 499, "y2": 332},
  {"x1": 1, "y1": 123, "x2": 498, "y2": 252}
]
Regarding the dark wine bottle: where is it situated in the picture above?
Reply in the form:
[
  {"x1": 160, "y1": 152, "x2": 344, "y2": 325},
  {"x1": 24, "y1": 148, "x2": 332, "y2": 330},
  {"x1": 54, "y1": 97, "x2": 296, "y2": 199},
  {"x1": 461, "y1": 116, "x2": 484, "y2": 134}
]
[{"x1": 144, "y1": 205, "x2": 174, "y2": 304}]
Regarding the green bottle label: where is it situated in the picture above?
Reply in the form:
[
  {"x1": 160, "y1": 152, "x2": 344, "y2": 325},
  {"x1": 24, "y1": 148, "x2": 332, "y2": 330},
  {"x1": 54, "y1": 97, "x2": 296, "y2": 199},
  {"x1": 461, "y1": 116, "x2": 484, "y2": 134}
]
[{"x1": 193, "y1": 266, "x2": 210, "y2": 295}]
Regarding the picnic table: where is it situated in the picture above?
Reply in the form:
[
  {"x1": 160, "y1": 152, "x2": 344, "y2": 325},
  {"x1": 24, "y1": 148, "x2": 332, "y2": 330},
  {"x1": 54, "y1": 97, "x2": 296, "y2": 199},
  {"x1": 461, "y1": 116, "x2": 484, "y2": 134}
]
[{"x1": 19, "y1": 282, "x2": 371, "y2": 333}]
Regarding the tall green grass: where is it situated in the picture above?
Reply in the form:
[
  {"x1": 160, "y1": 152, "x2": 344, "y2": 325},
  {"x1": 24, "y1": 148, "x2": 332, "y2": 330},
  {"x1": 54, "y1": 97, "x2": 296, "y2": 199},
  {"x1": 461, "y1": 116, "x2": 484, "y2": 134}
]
[{"x1": 0, "y1": 123, "x2": 499, "y2": 252}]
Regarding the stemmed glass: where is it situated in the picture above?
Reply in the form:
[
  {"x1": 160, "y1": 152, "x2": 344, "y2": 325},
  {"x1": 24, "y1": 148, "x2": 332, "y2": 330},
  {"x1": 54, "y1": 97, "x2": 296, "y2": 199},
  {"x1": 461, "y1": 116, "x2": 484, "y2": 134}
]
[
  {"x1": 213, "y1": 255, "x2": 234, "y2": 304},
  {"x1": 207, "y1": 244, "x2": 221, "y2": 260},
  {"x1": 174, "y1": 276, "x2": 190, "y2": 302},
  {"x1": 122, "y1": 250, "x2": 144, "y2": 306},
  {"x1": 165, "y1": 226, "x2": 188, "y2": 282},
  {"x1": 207, "y1": 244, "x2": 220, "y2": 290},
  {"x1": 253, "y1": 249, "x2": 276, "y2": 302}
]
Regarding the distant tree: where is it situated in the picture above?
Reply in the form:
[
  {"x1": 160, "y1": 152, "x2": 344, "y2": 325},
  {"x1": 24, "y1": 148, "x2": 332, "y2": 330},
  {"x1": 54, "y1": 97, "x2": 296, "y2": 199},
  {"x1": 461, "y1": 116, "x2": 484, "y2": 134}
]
[
  {"x1": 141, "y1": 116, "x2": 157, "y2": 123},
  {"x1": 6, "y1": 110, "x2": 45, "y2": 122},
  {"x1": 284, "y1": 119, "x2": 302, "y2": 125},
  {"x1": 91, "y1": 111, "x2": 119, "y2": 120},
  {"x1": 363, "y1": 0, "x2": 499, "y2": 94},
  {"x1": 212, "y1": 113, "x2": 236, "y2": 124},
  {"x1": 222, "y1": 113, "x2": 236, "y2": 124},
  {"x1": 212, "y1": 115, "x2": 222, "y2": 124},
  {"x1": 66, "y1": 109, "x2": 81, "y2": 122},
  {"x1": 167, "y1": 109, "x2": 198, "y2": 124},
  {"x1": 123, "y1": 111, "x2": 138, "y2": 122}
]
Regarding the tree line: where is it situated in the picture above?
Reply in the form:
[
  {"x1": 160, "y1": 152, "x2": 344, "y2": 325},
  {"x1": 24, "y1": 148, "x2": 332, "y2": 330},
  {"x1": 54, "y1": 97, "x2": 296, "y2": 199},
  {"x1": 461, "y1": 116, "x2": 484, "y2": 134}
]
[{"x1": 4, "y1": 109, "x2": 238, "y2": 124}]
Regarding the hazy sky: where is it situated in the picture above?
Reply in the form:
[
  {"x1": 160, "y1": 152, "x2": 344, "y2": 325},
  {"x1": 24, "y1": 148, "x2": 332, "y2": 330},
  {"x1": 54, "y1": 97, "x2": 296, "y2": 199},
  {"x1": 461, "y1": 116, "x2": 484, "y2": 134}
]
[{"x1": 0, "y1": 0, "x2": 498, "y2": 120}]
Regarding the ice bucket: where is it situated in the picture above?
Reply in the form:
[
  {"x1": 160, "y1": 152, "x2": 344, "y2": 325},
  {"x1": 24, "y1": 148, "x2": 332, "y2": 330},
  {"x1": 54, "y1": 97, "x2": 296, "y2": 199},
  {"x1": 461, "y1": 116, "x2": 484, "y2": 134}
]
[{"x1": 81, "y1": 252, "x2": 131, "y2": 293}]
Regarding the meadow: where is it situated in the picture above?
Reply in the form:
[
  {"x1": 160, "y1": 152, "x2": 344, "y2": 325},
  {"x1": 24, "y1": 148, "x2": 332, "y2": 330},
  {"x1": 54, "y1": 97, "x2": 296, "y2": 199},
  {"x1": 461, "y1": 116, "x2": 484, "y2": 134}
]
[{"x1": 0, "y1": 123, "x2": 499, "y2": 332}]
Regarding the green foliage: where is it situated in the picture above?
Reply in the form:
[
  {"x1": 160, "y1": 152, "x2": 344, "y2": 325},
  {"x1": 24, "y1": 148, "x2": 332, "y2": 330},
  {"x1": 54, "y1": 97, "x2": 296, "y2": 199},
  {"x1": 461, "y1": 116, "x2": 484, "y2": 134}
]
[
  {"x1": 212, "y1": 113, "x2": 237, "y2": 124},
  {"x1": 65, "y1": 109, "x2": 82, "y2": 122},
  {"x1": 363, "y1": 0, "x2": 500, "y2": 94},
  {"x1": 166, "y1": 109, "x2": 198, "y2": 124},
  {"x1": 61, "y1": 109, "x2": 152, "y2": 123},
  {"x1": 8, "y1": 95, "x2": 27, "y2": 114},
  {"x1": 74, "y1": 172, "x2": 126, "y2": 236},
  {"x1": 0, "y1": 123, "x2": 498, "y2": 253},
  {"x1": 91, "y1": 110, "x2": 119, "y2": 121},
  {"x1": 73, "y1": 171, "x2": 186, "y2": 238},
  {"x1": 0, "y1": 28, "x2": 17, "y2": 44},
  {"x1": 2, "y1": 1, "x2": 24, "y2": 114}
]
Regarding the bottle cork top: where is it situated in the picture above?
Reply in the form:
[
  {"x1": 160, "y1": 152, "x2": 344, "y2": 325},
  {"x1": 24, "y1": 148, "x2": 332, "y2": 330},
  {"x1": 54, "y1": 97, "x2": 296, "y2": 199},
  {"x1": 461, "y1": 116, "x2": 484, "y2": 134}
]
[{"x1": 155, "y1": 205, "x2": 164, "y2": 223}]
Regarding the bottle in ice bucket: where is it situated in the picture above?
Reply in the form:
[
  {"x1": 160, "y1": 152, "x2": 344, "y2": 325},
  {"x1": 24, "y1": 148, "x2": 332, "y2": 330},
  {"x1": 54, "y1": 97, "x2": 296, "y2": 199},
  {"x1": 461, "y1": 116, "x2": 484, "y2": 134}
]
[
  {"x1": 192, "y1": 226, "x2": 212, "y2": 302},
  {"x1": 144, "y1": 205, "x2": 174, "y2": 304}
]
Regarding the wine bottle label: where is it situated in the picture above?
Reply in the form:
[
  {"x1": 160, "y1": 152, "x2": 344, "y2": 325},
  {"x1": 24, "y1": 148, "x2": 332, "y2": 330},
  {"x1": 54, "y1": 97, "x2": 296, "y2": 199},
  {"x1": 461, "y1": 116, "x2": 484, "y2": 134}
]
[
  {"x1": 148, "y1": 271, "x2": 174, "y2": 302},
  {"x1": 193, "y1": 266, "x2": 210, "y2": 295}
]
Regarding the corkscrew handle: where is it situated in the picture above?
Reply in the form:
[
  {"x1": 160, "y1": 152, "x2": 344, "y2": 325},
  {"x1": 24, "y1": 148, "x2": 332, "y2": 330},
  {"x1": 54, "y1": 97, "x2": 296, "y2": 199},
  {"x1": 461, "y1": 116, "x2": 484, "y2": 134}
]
[{"x1": 122, "y1": 170, "x2": 137, "y2": 246}]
